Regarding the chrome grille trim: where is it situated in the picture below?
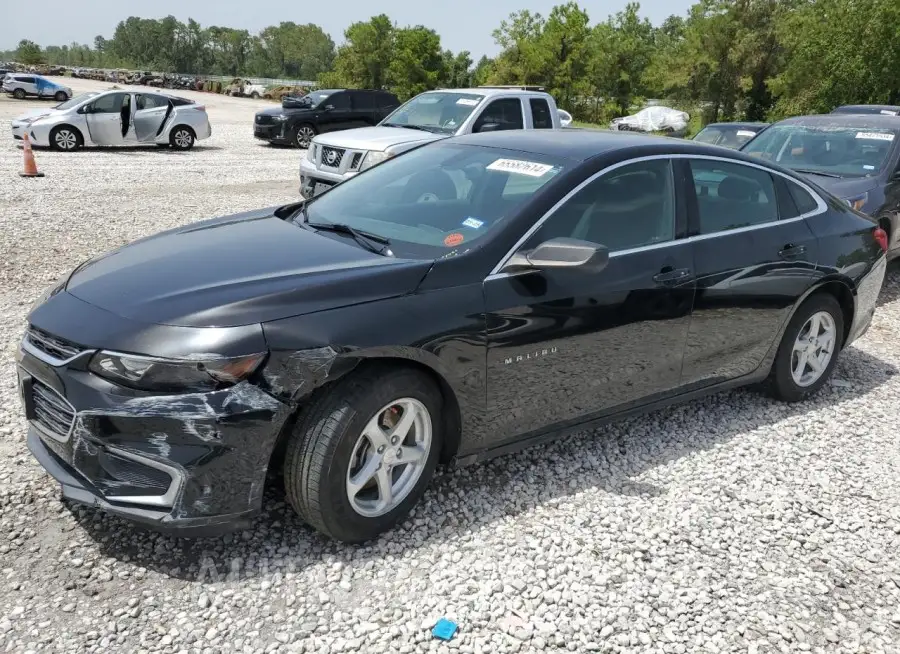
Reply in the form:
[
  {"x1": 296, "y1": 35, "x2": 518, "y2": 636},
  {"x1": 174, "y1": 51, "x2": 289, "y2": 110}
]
[
  {"x1": 321, "y1": 146, "x2": 345, "y2": 168},
  {"x1": 22, "y1": 326, "x2": 92, "y2": 366}
]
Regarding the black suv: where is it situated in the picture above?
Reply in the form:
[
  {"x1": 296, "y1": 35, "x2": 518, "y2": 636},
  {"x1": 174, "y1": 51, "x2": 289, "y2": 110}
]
[{"x1": 254, "y1": 89, "x2": 401, "y2": 149}]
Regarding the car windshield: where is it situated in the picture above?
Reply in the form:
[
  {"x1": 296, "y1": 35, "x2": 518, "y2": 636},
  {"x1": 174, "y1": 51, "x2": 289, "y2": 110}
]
[
  {"x1": 303, "y1": 143, "x2": 568, "y2": 258},
  {"x1": 285, "y1": 91, "x2": 333, "y2": 108},
  {"x1": 380, "y1": 92, "x2": 485, "y2": 134},
  {"x1": 694, "y1": 126, "x2": 759, "y2": 148},
  {"x1": 55, "y1": 92, "x2": 97, "y2": 110},
  {"x1": 742, "y1": 124, "x2": 898, "y2": 177}
]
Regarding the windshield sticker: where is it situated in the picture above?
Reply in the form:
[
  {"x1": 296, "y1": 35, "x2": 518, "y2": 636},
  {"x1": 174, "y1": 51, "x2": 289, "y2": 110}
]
[
  {"x1": 456, "y1": 98, "x2": 480, "y2": 106},
  {"x1": 864, "y1": 165, "x2": 875, "y2": 170},
  {"x1": 444, "y1": 233, "x2": 465, "y2": 247},
  {"x1": 880, "y1": 110, "x2": 898, "y2": 116},
  {"x1": 487, "y1": 158, "x2": 555, "y2": 177},
  {"x1": 462, "y1": 217, "x2": 484, "y2": 229},
  {"x1": 736, "y1": 130, "x2": 756, "y2": 137},
  {"x1": 855, "y1": 131, "x2": 895, "y2": 141}
]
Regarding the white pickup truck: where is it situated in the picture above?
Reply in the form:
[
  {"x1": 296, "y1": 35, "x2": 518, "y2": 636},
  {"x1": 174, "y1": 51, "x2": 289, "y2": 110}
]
[{"x1": 299, "y1": 86, "x2": 562, "y2": 197}]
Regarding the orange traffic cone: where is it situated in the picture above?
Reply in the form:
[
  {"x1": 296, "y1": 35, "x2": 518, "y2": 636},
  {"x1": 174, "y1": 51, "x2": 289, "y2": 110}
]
[{"x1": 19, "y1": 133, "x2": 45, "y2": 178}]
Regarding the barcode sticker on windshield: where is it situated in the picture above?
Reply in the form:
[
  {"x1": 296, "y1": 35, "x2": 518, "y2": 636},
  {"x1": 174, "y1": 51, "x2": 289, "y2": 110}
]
[
  {"x1": 486, "y1": 158, "x2": 555, "y2": 177},
  {"x1": 736, "y1": 130, "x2": 756, "y2": 137},
  {"x1": 456, "y1": 98, "x2": 480, "y2": 106},
  {"x1": 855, "y1": 131, "x2": 895, "y2": 141}
]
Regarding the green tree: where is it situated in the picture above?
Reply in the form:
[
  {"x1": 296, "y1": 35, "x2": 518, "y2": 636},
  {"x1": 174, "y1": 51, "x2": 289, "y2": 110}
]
[
  {"x1": 16, "y1": 39, "x2": 45, "y2": 65},
  {"x1": 328, "y1": 15, "x2": 395, "y2": 89},
  {"x1": 387, "y1": 26, "x2": 444, "y2": 99}
]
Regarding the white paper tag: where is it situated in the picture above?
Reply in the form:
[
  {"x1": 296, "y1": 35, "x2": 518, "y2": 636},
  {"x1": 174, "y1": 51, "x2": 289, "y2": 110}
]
[
  {"x1": 736, "y1": 130, "x2": 756, "y2": 137},
  {"x1": 486, "y1": 158, "x2": 554, "y2": 177},
  {"x1": 855, "y1": 131, "x2": 895, "y2": 141},
  {"x1": 456, "y1": 98, "x2": 480, "y2": 106},
  {"x1": 462, "y1": 217, "x2": 484, "y2": 229},
  {"x1": 880, "y1": 110, "x2": 898, "y2": 116}
]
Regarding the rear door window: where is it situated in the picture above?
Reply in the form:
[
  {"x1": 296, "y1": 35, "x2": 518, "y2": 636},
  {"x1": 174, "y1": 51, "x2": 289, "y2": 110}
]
[
  {"x1": 352, "y1": 92, "x2": 375, "y2": 111},
  {"x1": 688, "y1": 159, "x2": 778, "y2": 234},
  {"x1": 530, "y1": 98, "x2": 553, "y2": 129}
]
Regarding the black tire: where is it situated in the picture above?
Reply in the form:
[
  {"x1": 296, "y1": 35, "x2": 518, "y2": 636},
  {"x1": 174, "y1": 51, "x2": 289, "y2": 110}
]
[
  {"x1": 250, "y1": 91, "x2": 260, "y2": 99},
  {"x1": 293, "y1": 123, "x2": 316, "y2": 149},
  {"x1": 767, "y1": 293, "x2": 844, "y2": 402},
  {"x1": 49, "y1": 125, "x2": 83, "y2": 152},
  {"x1": 169, "y1": 126, "x2": 195, "y2": 150},
  {"x1": 54, "y1": 91, "x2": 67, "y2": 102},
  {"x1": 284, "y1": 366, "x2": 443, "y2": 543},
  {"x1": 400, "y1": 170, "x2": 457, "y2": 203},
  {"x1": 13, "y1": 88, "x2": 26, "y2": 99}
]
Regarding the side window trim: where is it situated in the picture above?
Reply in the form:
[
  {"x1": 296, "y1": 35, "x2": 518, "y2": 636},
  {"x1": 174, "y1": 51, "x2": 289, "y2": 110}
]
[{"x1": 487, "y1": 153, "x2": 828, "y2": 278}]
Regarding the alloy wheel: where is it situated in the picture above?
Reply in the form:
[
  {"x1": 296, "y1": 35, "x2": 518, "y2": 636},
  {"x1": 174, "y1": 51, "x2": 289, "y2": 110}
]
[
  {"x1": 345, "y1": 398, "x2": 432, "y2": 518},
  {"x1": 791, "y1": 310, "x2": 836, "y2": 387},
  {"x1": 55, "y1": 130, "x2": 77, "y2": 151},
  {"x1": 173, "y1": 130, "x2": 193, "y2": 149},
  {"x1": 296, "y1": 126, "x2": 315, "y2": 148}
]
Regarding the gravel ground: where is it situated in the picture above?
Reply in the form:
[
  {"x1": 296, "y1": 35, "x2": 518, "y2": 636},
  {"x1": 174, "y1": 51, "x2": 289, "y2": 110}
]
[{"x1": 1, "y1": 79, "x2": 900, "y2": 654}]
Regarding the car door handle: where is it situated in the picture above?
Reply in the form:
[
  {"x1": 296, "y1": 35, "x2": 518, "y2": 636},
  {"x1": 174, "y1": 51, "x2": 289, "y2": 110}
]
[
  {"x1": 779, "y1": 244, "x2": 807, "y2": 258},
  {"x1": 652, "y1": 267, "x2": 692, "y2": 285}
]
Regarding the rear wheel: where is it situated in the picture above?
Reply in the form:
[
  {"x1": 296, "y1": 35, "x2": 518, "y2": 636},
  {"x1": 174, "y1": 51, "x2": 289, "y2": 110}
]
[
  {"x1": 283, "y1": 366, "x2": 443, "y2": 543},
  {"x1": 767, "y1": 293, "x2": 844, "y2": 402},
  {"x1": 13, "y1": 88, "x2": 25, "y2": 99},
  {"x1": 250, "y1": 91, "x2": 260, "y2": 99},
  {"x1": 49, "y1": 126, "x2": 83, "y2": 152},
  {"x1": 169, "y1": 126, "x2": 196, "y2": 150}
]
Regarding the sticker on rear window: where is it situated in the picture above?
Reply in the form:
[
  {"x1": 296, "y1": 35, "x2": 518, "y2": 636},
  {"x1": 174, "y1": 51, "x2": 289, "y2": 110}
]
[
  {"x1": 486, "y1": 158, "x2": 555, "y2": 177},
  {"x1": 456, "y1": 98, "x2": 480, "y2": 106},
  {"x1": 444, "y1": 233, "x2": 465, "y2": 246},
  {"x1": 462, "y1": 217, "x2": 483, "y2": 229},
  {"x1": 736, "y1": 130, "x2": 756, "y2": 137},
  {"x1": 855, "y1": 131, "x2": 895, "y2": 141}
]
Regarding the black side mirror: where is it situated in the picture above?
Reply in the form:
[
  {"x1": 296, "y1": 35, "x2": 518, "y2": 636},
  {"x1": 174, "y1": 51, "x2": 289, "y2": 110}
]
[
  {"x1": 502, "y1": 237, "x2": 610, "y2": 273},
  {"x1": 476, "y1": 122, "x2": 501, "y2": 133}
]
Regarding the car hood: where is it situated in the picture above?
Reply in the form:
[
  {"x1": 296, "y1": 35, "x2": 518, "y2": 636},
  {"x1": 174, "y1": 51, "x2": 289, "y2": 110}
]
[
  {"x1": 313, "y1": 125, "x2": 444, "y2": 152},
  {"x1": 64, "y1": 207, "x2": 433, "y2": 328},
  {"x1": 794, "y1": 174, "x2": 880, "y2": 199},
  {"x1": 257, "y1": 106, "x2": 300, "y2": 117},
  {"x1": 14, "y1": 107, "x2": 60, "y2": 123}
]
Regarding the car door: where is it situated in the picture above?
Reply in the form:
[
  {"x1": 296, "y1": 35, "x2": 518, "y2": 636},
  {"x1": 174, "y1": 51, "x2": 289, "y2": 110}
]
[
  {"x1": 351, "y1": 91, "x2": 377, "y2": 126},
  {"x1": 316, "y1": 91, "x2": 353, "y2": 133},
  {"x1": 483, "y1": 157, "x2": 696, "y2": 445},
  {"x1": 84, "y1": 92, "x2": 129, "y2": 146},
  {"x1": 472, "y1": 98, "x2": 525, "y2": 133},
  {"x1": 133, "y1": 93, "x2": 172, "y2": 142},
  {"x1": 19, "y1": 76, "x2": 38, "y2": 95},
  {"x1": 679, "y1": 156, "x2": 821, "y2": 389}
]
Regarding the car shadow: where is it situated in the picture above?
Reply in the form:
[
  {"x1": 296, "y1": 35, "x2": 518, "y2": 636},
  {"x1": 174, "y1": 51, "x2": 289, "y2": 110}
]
[
  {"x1": 66, "y1": 343, "x2": 896, "y2": 586},
  {"x1": 25, "y1": 145, "x2": 224, "y2": 153}
]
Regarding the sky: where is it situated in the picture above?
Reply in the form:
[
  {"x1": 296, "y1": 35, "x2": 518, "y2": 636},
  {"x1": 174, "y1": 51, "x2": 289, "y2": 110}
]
[{"x1": 3, "y1": 0, "x2": 692, "y2": 58}]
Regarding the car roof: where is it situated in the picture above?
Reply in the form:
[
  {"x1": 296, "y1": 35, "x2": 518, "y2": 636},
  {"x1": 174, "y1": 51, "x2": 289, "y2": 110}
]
[
  {"x1": 445, "y1": 129, "x2": 764, "y2": 162},
  {"x1": 429, "y1": 87, "x2": 551, "y2": 98},
  {"x1": 773, "y1": 114, "x2": 900, "y2": 129},
  {"x1": 701, "y1": 122, "x2": 769, "y2": 129},
  {"x1": 831, "y1": 104, "x2": 900, "y2": 115}
]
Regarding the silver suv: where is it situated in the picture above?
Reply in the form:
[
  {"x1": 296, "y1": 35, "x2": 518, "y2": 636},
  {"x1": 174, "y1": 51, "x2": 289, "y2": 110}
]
[{"x1": 299, "y1": 87, "x2": 561, "y2": 197}]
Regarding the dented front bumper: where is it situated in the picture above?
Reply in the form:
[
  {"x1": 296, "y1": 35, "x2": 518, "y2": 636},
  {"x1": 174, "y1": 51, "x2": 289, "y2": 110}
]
[{"x1": 17, "y1": 341, "x2": 292, "y2": 536}]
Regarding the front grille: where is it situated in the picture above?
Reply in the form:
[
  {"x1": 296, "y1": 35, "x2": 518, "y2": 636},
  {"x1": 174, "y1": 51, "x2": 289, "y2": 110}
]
[
  {"x1": 32, "y1": 380, "x2": 75, "y2": 440},
  {"x1": 100, "y1": 452, "x2": 171, "y2": 491},
  {"x1": 321, "y1": 146, "x2": 345, "y2": 168},
  {"x1": 25, "y1": 326, "x2": 83, "y2": 362},
  {"x1": 255, "y1": 114, "x2": 274, "y2": 125}
]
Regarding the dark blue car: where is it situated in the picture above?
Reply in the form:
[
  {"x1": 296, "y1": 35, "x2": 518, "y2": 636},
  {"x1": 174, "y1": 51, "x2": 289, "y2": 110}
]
[{"x1": 741, "y1": 114, "x2": 900, "y2": 259}]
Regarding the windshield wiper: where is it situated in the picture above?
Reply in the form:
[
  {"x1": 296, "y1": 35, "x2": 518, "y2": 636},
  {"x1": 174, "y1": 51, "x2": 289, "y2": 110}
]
[
  {"x1": 382, "y1": 123, "x2": 435, "y2": 133},
  {"x1": 791, "y1": 168, "x2": 843, "y2": 179},
  {"x1": 307, "y1": 221, "x2": 392, "y2": 256}
]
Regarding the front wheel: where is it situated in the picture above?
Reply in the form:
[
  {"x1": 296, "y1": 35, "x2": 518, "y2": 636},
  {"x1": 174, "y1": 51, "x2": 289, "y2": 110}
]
[
  {"x1": 294, "y1": 124, "x2": 316, "y2": 149},
  {"x1": 49, "y1": 126, "x2": 83, "y2": 151},
  {"x1": 54, "y1": 91, "x2": 68, "y2": 102},
  {"x1": 767, "y1": 293, "x2": 844, "y2": 402},
  {"x1": 169, "y1": 126, "x2": 196, "y2": 150},
  {"x1": 283, "y1": 366, "x2": 443, "y2": 543}
]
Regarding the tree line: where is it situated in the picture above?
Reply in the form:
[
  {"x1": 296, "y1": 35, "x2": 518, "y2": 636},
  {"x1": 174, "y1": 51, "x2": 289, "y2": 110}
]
[{"x1": 5, "y1": 0, "x2": 900, "y2": 125}]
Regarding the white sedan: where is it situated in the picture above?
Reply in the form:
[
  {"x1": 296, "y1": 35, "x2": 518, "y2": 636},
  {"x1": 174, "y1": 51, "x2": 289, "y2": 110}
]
[{"x1": 11, "y1": 90, "x2": 212, "y2": 151}]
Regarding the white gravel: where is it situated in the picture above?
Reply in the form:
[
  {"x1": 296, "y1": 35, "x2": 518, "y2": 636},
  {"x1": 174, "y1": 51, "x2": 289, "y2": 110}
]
[{"x1": 1, "y1": 79, "x2": 900, "y2": 654}]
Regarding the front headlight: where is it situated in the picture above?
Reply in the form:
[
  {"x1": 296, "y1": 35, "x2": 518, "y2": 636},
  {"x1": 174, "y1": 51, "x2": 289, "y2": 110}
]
[
  {"x1": 272, "y1": 114, "x2": 287, "y2": 122},
  {"x1": 359, "y1": 150, "x2": 392, "y2": 171},
  {"x1": 844, "y1": 193, "x2": 868, "y2": 212},
  {"x1": 89, "y1": 351, "x2": 266, "y2": 392}
]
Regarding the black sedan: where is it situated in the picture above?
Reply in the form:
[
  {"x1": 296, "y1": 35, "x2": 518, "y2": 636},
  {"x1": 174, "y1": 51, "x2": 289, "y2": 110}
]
[
  {"x1": 693, "y1": 121, "x2": 769, "y2": 149},
  {"x1": 831, "y1": 104, "x2": 900, "y2": 116},
  {"x1": 17, "y1": 130, "x2": 887, "y2": 542},
  {"x1": 741, "y1": 114, "x2": 900, "y2": 259}
]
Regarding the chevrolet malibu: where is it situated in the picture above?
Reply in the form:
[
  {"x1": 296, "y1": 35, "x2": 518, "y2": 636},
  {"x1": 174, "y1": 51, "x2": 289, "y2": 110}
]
[
  {"x1": 18, "y1": 131, "x2": 886, "y2": 543},
  {"x1": 10, "y1": 89, "x2": 211, "y2": 151}
]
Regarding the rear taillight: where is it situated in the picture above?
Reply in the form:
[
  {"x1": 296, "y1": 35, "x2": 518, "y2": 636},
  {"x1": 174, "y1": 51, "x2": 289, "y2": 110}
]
[
  {"x1": 195, "y1": 106, "x2": 206, "y2": 112},
  {"x1": 873, "y1": 227, "x2": 888, "y2": 253}
]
